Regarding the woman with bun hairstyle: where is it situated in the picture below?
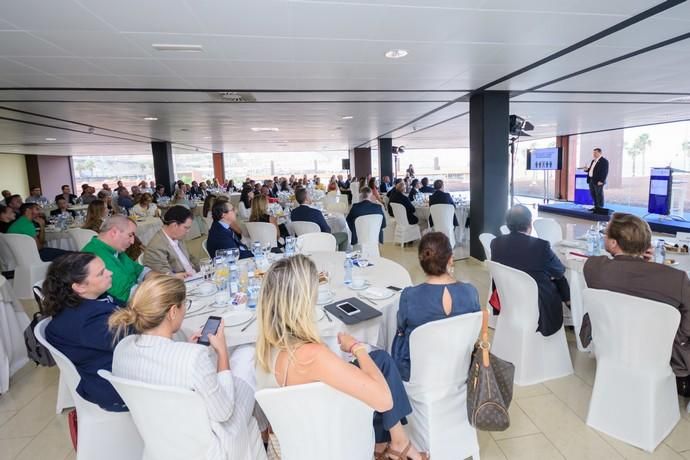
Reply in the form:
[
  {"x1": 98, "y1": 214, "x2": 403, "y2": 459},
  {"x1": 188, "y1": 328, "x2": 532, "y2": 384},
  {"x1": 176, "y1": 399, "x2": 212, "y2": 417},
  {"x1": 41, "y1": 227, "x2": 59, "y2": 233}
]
[
  {"x1": 109, "y1": 275, "x2": 266, "y2": 460},
  {"x1": 392, "y1": 232, "x2": 481, "y2": 382}
]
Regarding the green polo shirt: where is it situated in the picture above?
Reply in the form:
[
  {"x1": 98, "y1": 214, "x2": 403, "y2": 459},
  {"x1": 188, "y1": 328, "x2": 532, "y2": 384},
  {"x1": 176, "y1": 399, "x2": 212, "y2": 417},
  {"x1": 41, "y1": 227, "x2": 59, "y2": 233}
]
[
  {"x1": 82, "y1": 237, "x2": 144, "y2": 303},
  {"x1": 8, "y1": 215, "x2": 37, "y2": 238}
]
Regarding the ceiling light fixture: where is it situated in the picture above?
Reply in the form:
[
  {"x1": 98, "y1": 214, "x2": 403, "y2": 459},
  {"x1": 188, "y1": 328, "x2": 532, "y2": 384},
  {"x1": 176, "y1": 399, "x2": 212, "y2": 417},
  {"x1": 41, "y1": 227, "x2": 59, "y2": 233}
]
[
  {"x1": 152, "y1": 44, "x2": 203, "y2": 52},
  {"x1": 251, "y1": 127, "x2": 280, "y2": 132},
  {"x1": 385, "y1": 49, "x2": 408, "y2": 59},
  {"x1": 45, "y1": 137, "x2": 56, "y2": 141},
  {"x1": 341, "y1": 115, "x2": 353, "y2": 120},
  {"x1": 144, "y1": 117, "x2": 158, "y2": 121}
]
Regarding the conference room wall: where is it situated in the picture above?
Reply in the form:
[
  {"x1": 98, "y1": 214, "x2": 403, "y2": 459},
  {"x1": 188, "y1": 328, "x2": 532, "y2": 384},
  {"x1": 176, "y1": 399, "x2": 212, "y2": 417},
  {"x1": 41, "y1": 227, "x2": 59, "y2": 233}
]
[
  {"x1": 38, "y1": 156, "x2": 75, "y2": 198},
  {"x1": 0, "y1": 153, "x2": 29, "y2": 197}
]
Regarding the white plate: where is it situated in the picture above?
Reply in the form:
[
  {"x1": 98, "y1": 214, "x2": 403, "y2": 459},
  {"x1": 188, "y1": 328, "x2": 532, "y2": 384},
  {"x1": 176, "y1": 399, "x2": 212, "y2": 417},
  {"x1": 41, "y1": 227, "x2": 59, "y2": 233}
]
[
  {"x1": 223, "y1": 310, "x2": 254, "y2": 327},
  {"x1": 189, "y1": 283, "x2": 217, "y2": 297},
  {"x1": 347, "y1": 281, "x2": 371, "y2": 291},
  {"x1": 362, "y1": 287, "x2": 395, "y2": 300},
  {"x1": 316, "y1": 292, "x2": 335, "y2": 305}
]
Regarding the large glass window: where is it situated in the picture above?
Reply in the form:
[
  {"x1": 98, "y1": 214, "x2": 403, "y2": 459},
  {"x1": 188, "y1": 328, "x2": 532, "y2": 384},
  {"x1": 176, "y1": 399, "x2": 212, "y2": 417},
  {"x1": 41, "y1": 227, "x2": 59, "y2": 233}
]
[
  {"x1": 224, "y1": 150, "x2": 349, "y2": 183},
  {"x1": 172, "y1": 151, "x2": 214, "y2": 183},
  {"x1": 513, "y1": 137, "x2": 558, "y2": 200},
  {"x1": 72, "y1": 154, "x2": 154, "y2": 189},
  {"x1": 394, "y1": 148, "x2": 470, "y2": 192}
]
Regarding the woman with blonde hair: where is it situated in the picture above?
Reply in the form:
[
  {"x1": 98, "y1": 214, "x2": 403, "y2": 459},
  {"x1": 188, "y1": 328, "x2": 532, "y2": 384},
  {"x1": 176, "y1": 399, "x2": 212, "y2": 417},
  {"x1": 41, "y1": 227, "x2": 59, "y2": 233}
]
[
  {"x1": 256, "y1": 255, "x2": 429, "y2": 460},
  {"x1": 172, "y1": 188, "x2": 193, "y2": 208},
  {"x1": 109, "y1": 275, "x2": 266, "y2": 460},
  {"x1": 131, "y1": 192, "x2": 159, "y2": 218},
  {"x1": 82, "y1": 199, "x2": 108, "y2": 232}
]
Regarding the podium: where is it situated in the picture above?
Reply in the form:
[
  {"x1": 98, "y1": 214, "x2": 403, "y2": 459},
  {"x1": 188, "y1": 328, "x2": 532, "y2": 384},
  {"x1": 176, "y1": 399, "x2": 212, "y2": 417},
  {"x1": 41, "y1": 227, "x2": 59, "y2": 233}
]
[
  {"x1": 647, "y1": 168, "x2": 688, "y2": 219},
  {"x1": 574, "y1": 171, "x2": 593, "y2": 206}
]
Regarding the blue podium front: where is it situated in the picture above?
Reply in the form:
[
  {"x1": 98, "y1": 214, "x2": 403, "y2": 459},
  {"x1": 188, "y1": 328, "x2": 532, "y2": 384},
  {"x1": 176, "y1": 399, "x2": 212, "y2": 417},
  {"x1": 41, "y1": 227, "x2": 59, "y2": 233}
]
[{"x1": 574, "y1": 171, "x2": 593, "y2": 205}]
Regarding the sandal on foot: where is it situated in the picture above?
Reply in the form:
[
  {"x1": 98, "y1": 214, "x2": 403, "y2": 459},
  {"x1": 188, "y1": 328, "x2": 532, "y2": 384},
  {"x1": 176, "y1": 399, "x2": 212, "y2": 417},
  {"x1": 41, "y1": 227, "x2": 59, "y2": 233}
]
[
  {"x1": 386, "y1": 442, "x2": 431, "y2": 460},
  {"x1": 374, "y1": 444, "x2": 389, "y2": 460}
]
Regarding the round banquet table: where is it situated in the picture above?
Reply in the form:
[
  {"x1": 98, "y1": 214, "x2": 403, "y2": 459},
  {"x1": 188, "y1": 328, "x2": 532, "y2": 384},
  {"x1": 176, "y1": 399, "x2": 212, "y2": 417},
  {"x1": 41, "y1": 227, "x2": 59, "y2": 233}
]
[
  {"x1": 0, "y1": 275, "x2": 30, "y2": 393},
  {"x1": 44, "y1": 228, "x2": 78, "y2": 251},
  {"x1": 180, "y1": 252, "x2": 412, "y2": 352},
  {"x1": 134, "y1": 217, "x2": 164, "y2": 245}
]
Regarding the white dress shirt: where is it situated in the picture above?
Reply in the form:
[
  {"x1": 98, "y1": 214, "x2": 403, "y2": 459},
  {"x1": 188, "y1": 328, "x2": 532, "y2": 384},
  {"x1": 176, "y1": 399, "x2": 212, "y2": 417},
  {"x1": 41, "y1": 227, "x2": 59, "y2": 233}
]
[{"x1": 589, "y1": 156, "x2": 600, "y2": 178}]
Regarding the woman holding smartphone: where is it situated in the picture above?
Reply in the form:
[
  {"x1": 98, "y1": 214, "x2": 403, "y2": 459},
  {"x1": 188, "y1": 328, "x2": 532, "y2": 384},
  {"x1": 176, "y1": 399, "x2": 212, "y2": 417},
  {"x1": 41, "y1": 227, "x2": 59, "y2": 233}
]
[
  {"x1": 109, "y1": 275, "x2": 266, "y2": 460},
  {"x1": 256, "y1": 255, "x2": 429, "y2": 460}
]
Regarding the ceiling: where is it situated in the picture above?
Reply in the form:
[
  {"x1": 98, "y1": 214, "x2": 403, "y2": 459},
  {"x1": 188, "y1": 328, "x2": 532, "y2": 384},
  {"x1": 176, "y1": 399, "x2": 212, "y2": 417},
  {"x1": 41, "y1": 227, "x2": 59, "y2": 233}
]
[{"x1": 1, "y1": 0, "x2": 690, "y2": 156}]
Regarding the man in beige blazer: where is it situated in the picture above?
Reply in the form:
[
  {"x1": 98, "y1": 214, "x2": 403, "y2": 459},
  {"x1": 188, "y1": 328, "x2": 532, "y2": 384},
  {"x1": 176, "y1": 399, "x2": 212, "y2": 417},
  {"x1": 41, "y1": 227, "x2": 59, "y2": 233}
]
[
  {"x1": 143, "y1": 205, "x2": 199, "y2": 277},
  {"x1": 584, "y1": 212, "x2": 690, "y2": 396}
]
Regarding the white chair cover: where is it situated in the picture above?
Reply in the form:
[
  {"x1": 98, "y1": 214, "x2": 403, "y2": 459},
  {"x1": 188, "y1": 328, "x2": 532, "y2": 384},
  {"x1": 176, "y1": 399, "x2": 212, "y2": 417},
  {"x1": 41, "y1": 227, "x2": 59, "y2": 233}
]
[
  {"x1": 487, "y1": 261, "x2": 573, "y2": 385},
  {"x1": 255, "y1": 382, "x2": 374, "y2": 460},
  {"x1": 478, "y1": 233, "x2": 495, "y2": 261},
  {"x1": 201, "y1": 239, "x2": 210, "y2": 258},
  {"x1": 390, "y1": 203, "x2": 421, "y2": 247},
  {"x1": 499, "y1": 225, "x2": 510, "y2": 235},
  {"x1": 34, "y1": 319, "x2": 143, "y2": 460},
  {"x1": 429, "y1": 204, "x2": 456, "y2": 247},
  {"x1": 297, "y1": 233, "x2": 337, "y2": 252},
  {"x1": 533, "y1": 218, "x2": 563, "y2": 246},
  {"x1": 67, "y1": 228, "x2": 97, "y2": 250},
  {"x1": 238, "y1": 201, "x2": 250, "y2": 220},
  {"x1": 245, "y1": 222, "x2": 278, "y2": 249},
  {"x1": 0, "y1": 275, "x2": 30, "y2": 393},
  {"x1": 0, "y1": 233, "x2": 16, "y2": 272},
  {"x1": 405, "y1": 312, "x2": 483, "y2": 460},
  {"x1": 0, "y1": 233, "x2": 50, "y2": 299},
  {"x1": 584, "y1": 288, "x2": 680, "y2": 452},
  {"x1": 354, "y1": 214, "x2": 382, "y2": 257},
  {"x1": 291, "y1": 221, "x2": 320, "y2": 236},
  {"x1": 350, "y1": 182, "x2": 360, "y2": 204}
]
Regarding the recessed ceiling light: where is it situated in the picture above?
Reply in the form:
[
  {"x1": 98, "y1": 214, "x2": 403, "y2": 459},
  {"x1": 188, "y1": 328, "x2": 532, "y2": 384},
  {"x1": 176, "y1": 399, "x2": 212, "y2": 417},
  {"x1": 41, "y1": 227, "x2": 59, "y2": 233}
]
[
  {"x1": 203, "y1": 136, "x2": 212, "y2": 139},
  {"x1": 45, "y1": 137, "x2": 56, "y2": 141},
  {"x1": 179, "y1": 128, "x2": 189, "y2": 132},
  {"x1": 341, "y1": 115, "x2": 353, "y2": 120},
  {"x1": 251, "y1": 127, "x2": 280, "y2": 132},
  {"x1": 385, "y1": 49, "x2": 408, "y2": 59},
  {"x1": 152, "y1": 44, "x2": 203, "y2": 52},
  {"x1": 144, "y1": 117, "x2": 158, "y2": 121}
]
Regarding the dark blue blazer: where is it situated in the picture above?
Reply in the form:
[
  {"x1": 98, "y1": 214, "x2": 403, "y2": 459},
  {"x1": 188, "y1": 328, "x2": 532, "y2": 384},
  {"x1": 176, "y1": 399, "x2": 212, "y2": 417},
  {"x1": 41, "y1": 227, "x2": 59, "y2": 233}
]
[
  {"x1": 586, "y1": 156, "x2": 609, "y2": 184},
  {"x1": 45, "y1": 297, "x2": 128, "y2": 412},
  {"x1": 207, "y1": 221, "x2": 253, "y2": 259},
  {"x1": 388, "y1": 190, "x2": 419, "y2": 225},
  {"x1": 490, "y1": 232, "x2": 566, "y2": 336},
  {"x1": 290, "y1": 205, "x2": 331, "y2": 233},
  {"x1": 429, "y1": 190, "x2": 458, "y2": 227},
  {"x1": 379, "y1": 182, "x2": 392, "y2": 194},
  {"x1": 420, "y1": 185, "x2": 435, "y2": 193},
  {"x1": 346, "y1": 200, "x2": 386, "y2": 244}
]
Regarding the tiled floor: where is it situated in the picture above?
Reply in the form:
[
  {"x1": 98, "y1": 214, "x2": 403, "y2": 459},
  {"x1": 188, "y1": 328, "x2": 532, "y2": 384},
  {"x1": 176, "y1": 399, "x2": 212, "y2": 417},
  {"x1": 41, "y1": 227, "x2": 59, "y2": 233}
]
[{"x1": 2, "y1": 220, "x2": 690, "y2": 460}]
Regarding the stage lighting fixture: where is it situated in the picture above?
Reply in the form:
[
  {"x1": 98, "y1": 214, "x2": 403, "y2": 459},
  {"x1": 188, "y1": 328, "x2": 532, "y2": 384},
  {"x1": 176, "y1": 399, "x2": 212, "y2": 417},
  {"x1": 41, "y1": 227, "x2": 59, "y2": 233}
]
[{"x1": 509, "y1": 115, "x2": 534, "y2": 137}]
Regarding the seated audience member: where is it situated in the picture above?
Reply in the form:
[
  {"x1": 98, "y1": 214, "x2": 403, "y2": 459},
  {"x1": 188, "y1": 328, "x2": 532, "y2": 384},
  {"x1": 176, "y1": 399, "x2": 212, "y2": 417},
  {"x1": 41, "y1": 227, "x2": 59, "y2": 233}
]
[
  {"x1": 368, "y1": 178, "x2": 385, "y2": 205},
  {"x1": 55, "y1": 184, "x2": 77, "y2": 205},
  {"x1": 337, "y1": 174, "x2": 352, "y2": 204},
  {"x1": 290, "y1": 188, "x2": 348, "y2": 251},
  {"x1": 388, "y1": 181, "x2": 419, "y2": 225},
  {"x1": 407, "y1": 179, "x2": 420, "y2": 202},
  {"x1": 327, "y1": 181, "x2": 338, "y2": 194},
  {"x1": 346, "y1": 187, "x2": 386, "y2": 246},
  {"x1": 43, "y1": 253, "x2": 128, "y2": 412},
  {"x1": 131, "y1": 193, "x2": 159, "y2": 218},
  {"x1": 583, "y1": 212, "x2": 690, "y2": 396},
  {"x1": 171, "y1": 188, "x2": 194, "y2": 209},
  {"x1": 490, "y1": 205, "x2": 570, "y2": 336},
  {"x1": 240, "y1": 185, "x2": 254, "y2": 211},
  {"x1": 7, "y1": 195, "x2": 22, "y2": 218},
  {"x1": 100, "y1": 183, "x2": 112, "y2": 195},
  {"x1": 1, "y1": 190, "x2": 11, "y2": 206},
  {"x1": 379, "y1": 176, "x2": 392, "y2": 194},
  {"x1": 188, "y1": 180, "x2": 203, "y2": 197},
  {"x1": 82, "y1": 215, "x2": 153, "y2": 303},
  {"x1": 81, "y1": 186, "x2": 97, "y2": 205},
  {"x1": 392, "y1": 232, "x2": 480, "y2": 381},
  {"x1": 260, "y1": 185, "x2": 278, "y2": 203},
  {"x1": 152, "y1": 185, "x2": 167, "y2": 203},
  {"x1": 256, "y1": 255, "x2": 429, "y2": 460},
  {"x1": 226, "y1": 179, "x2": 237, "y2": 193},
  {"x1": 97, "y1": 190, "x2": 113, "y2": 212},
  {"x1": 8, "y1": 203, "x2": 66, "y2": 261},
  {"x1": 428, "y1": 179, "x2": 459, "y2": 228},
  {"x1": 249, "y1": 194, "x2": 289, "y2": 241},
  {"x1": 143, "y1": 206, "x2": 198, "y2": 277},
  {"x1": 314, "y1": 177, "x2": 325, "y2": 191},
  {"x1": 0, "y1": 204, "x2": 16, "y2": 233},
  {"x1": 82, "y1": 199, "x2": 107, "y2": 233},
  {"x1": 25, "y1": 186, "x2": 47, "y2": 204},
  {"x1": 117, "y1": 188, "x2": 135, "y2": 214},
  {"x1": 419, "y1": 177, "x2": 434, "y2": 194},
  {"x1": 130, "y1": 186, "x2": 142, "y2": 205},
  {"x1": 109, "y1": 275, "x2": 265, "y2": 459},
  {"x1": 207, "y1": 200, "x2": 253, "y2": 259},
  {"x1": 50, "y1": 196, "x2": 76, "y2": 218}
]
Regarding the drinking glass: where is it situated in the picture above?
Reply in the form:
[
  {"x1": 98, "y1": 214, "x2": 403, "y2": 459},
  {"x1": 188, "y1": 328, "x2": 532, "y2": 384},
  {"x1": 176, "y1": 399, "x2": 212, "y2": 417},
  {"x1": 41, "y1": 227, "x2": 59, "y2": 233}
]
[
  {"x1": 199, "y1": 258, "x2": 212, "y2": 281},
  {"x1": 228, "y1": 248, "x2": 240, "y2": 264}
]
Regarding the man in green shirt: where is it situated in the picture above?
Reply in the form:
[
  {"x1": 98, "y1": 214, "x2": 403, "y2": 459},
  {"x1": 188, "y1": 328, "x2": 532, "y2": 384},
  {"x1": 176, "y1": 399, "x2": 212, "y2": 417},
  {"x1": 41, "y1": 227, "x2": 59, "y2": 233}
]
[
  {"x1": 8, "y1": 203, "x2": 66, "y2": 261},
  {"x1": 82, "y1": 215, "x2": 154, "y2": 303}
]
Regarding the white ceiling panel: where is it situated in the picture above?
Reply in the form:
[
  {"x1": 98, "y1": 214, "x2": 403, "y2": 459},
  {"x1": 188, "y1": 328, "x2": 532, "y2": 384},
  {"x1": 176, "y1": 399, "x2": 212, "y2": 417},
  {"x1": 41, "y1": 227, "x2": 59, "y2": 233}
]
[
  {"x1": 29, "y1": 31, "x2": 151, "y2": 58},
  {"x1": 8, "y1": 57, "x2": 109, "y2": 76},
  {"x1": 0, "y1": 0, "x2": 111, "y2": 32},
  {"x1": 476, "y1": 0, "x2": 658, "y2": 16},
  {"x1": 0, "y1": 31, "x2": 65, "y2": 56}
]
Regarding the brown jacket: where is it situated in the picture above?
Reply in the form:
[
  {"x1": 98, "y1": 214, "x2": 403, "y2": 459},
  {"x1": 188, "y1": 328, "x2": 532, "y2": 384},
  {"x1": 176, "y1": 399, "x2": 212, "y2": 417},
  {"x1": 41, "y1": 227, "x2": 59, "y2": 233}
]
[
  {"x1": 142, "y1": 229, "x2": 199, "y2": 275},
  {"x1": 584, "y1": 255, "x2": 690, "y2": 377}
]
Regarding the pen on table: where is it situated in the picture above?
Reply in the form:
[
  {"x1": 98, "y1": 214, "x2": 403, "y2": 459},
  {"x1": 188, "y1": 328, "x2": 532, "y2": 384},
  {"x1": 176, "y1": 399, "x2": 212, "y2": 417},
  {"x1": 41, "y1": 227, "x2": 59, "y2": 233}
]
[{"x1": 240, "y1": 316, "x2": 256, "y2": 332}]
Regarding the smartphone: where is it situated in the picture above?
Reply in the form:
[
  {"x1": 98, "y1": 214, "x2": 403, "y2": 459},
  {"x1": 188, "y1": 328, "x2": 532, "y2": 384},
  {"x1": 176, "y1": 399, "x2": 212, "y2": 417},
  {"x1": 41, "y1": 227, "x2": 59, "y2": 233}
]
[
  {"x1": 386, "y1": 285, "x2": 402, "y2": 292},
  {"x1": 198, "y1": 316, "x2": 222, "y2": 346},
  {"x1": 336, "y1": 302, "x2": 360, "y2": 316}
]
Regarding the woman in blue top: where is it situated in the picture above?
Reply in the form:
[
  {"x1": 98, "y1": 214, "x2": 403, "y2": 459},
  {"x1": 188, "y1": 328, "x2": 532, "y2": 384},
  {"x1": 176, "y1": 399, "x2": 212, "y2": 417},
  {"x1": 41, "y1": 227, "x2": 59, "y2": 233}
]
[
  {"x1": 43, "y1": 252, "x2": 128, "y2": 412},
  {"x1": 393, "y1": 232, "x2": 481, "y2": 381}
]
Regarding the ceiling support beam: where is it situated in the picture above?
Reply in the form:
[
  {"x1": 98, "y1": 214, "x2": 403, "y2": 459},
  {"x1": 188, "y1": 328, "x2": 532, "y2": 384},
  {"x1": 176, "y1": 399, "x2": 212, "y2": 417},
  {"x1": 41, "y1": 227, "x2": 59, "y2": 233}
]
[
  {"x1": 151, "y1": 142, "x2": 175, "y2": 196},
  {"x1": 378, "y1": 138, "x2": 394, "y2": 180}
]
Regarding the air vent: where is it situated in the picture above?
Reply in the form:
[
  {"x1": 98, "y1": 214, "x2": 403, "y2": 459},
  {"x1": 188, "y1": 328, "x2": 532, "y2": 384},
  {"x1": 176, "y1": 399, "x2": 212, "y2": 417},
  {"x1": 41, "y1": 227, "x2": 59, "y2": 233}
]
[{"x1": 215, "y1": 91, "x2": 257, "y2": 103}]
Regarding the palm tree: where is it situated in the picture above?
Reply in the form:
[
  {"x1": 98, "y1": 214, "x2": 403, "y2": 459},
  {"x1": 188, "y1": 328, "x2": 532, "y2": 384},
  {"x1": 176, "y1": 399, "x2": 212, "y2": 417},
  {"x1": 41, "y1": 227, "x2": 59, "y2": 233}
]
[{"x1": 626, "y1": 133, "x2": 652, "y2": 176}]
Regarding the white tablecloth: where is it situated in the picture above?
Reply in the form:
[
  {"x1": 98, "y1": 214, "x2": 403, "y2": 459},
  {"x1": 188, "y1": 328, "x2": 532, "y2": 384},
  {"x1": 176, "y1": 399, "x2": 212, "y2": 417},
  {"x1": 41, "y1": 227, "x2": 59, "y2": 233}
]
[
  {"x1": 135, "y1": 218, "x2": 164, "y2": 245},
  {"x1": 180, "y1": 252, "x2": 412, "y2": 352},
  {"x1": 45, "y1": 229, "x2": 77, "y2": 251},
  {"x1": 0, "y1": 275, "x2": 30, "y2": 393}
]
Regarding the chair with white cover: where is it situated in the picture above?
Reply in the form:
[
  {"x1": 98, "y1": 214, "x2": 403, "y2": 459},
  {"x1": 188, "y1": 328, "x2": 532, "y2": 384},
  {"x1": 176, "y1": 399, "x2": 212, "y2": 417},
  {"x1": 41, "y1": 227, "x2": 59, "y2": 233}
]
[
  {"x1": 34, "y1": 319, "x2": 143, "y2": 460},
  {"x1": 499, "y1": 225, "x2": 510, "y2": 235},
  {"x1": 430, "y1": 204, "x2": 456, "y2": 247},
  {"x1": 583, "y1": 288, "x2": 680, "y2": 452},
  {"x1": 532, "y1": 218, "x2": 563, "y2": 246},
  {"x1": 350, "y1": 181, "x2": 360, "y2": 204},
  {"x1": 404, "y1": 312, "x2": 483, "y2": 460},
  {"x1": 201, "y1": 239, "x2": 210, "y2": 258},
  {"x1": 297, "y1": 233, "x2": 337, "y2": 252},
  {"x1": 354, "y1": 214, "x2": 382, "y2": 257},
  {"x1": 291, "y1": 221, "x2": 320, "y2": 236},
  {"x1": 1, "y1": 233, "x2": 50, "y2": 299},
  {"x1": 324, "y1": 191, "x2": 348, "y2": 214},
  {"x1": 67, "y1": 228, "x2": 97, "y2": 250},
  {"x1": 245, "y1": 222, "x2": 278, "y2": 249},
  {"x1": 256, "y1": 382, "x2": 374, "y2": 460},
  {"x1": 478, "y1": 233, "x2": 496, "y2": 261},
  {"x1": 487, "y1": 261, "x2": 573, "y2": 385},
  {"x1": 99, "y1": 370, "x2": 264, "y2": 460},
  {"x1": 0, "y1": 233, "x2": 16, "y2": 274},
  {"x1": 390, "y1": 203, "x2": 421, "y2": 247},
  {"x1": 238, "y1": 201, "x2": 250, "y2": 220}
]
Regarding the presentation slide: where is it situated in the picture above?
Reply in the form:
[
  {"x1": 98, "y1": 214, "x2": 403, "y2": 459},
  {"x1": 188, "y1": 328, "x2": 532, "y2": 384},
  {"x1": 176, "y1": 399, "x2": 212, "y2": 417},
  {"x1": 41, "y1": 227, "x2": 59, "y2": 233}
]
[{"x1": 527, "y1": 147, "x2": 562, "y2": 171}]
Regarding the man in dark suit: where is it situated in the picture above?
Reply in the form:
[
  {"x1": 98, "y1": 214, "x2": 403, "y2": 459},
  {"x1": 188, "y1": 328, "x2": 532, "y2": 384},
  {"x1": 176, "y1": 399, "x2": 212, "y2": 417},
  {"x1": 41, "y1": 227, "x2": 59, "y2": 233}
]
[
  {"x1": 206, "y1": 200, "x2": 253, "y2": 259},
  {"x1": 346, "y1": 186, "x2": 386, "y2": 245},
  {"x1": 50, "y1": 196, "x2": 76, "y2": 218},
  {"x1": 584, "y1": 147, "x2": 609, "y2": 210},
  {"x1": 379, "y1": 176, "x2": 392, "y2": 194},
  {"x1": 290, "y1": 188, "x2": 348, "y2": 251},
  {"x1": 188, "y1": 181, "x2": 203, "y2": 198},
  {"x1": 388, "y1": 181, "x2": 419, "y2": 225},
  {"x1": 490, "y1": 205, "x2": 570, "y2": 337},
  {"x1": 428, "y1": 179, "x2": 458, "y2": 228},
  {"x1": 54, "y1": 184, "x2": 77, "y2": 205},
  {"x1": 584, "y1": 212, "x2": 690, "y2": 396},
  {"x1": 419, "y1": 177, "x2": 434, "y2": 193}
]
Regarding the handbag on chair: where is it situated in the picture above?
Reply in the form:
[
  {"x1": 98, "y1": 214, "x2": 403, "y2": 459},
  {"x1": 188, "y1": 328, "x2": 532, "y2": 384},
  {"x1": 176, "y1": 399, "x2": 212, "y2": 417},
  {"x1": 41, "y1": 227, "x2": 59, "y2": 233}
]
[{"x1": 466, "y1": 308, "x2": 515, "y2": 431}]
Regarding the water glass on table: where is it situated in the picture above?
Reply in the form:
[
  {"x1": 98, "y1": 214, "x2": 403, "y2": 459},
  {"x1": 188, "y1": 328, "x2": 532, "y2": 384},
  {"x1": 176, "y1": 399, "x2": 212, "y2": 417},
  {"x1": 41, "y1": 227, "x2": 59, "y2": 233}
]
[{"x1": 199, "y1": 258, "x2": 212, "y2": 281}]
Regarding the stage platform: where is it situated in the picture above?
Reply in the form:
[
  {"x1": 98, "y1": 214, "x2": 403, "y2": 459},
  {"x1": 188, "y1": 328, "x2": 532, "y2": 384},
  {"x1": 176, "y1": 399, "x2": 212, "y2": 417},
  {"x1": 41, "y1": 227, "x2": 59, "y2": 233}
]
[{"x1": 537, "y1": 201, "x2": 690, "y2": 235}]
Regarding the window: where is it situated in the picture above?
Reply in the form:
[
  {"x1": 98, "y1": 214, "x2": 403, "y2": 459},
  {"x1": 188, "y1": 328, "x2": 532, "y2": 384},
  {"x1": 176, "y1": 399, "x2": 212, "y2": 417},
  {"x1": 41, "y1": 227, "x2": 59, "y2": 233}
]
[
  {"x1": 72, "y1": 154, "x2": 154, "y2": 189},
  {"x1": 224, "y1": 150, "x2": 349, "y2": 183},
  {"x1": 513, "y1": 137, "x2": 558, "y2": 200},
  {"x1": 395, "y1": 148, "x2": 470, "y2": 192},
  {"x1": 172, "y1": 151, "x2": 213, "y2": 183}
]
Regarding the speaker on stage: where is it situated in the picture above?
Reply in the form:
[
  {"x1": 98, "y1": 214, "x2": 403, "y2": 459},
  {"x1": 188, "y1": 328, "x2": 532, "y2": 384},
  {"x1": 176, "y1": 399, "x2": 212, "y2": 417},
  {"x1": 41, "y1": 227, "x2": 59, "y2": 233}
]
[{"x1": 341, "y1": 159, "x2": 350, "y2": 170}]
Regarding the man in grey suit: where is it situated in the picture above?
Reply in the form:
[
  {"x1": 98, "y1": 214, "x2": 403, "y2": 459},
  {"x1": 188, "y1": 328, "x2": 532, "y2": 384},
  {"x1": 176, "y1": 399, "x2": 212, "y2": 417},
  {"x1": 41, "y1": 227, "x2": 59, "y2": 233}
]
[
  {"x1": 143, "y1": 205, "x2": 199, "y2": 277},
  {"x1": 584, "y1": 212, "x2": 690, "y2": 396}
]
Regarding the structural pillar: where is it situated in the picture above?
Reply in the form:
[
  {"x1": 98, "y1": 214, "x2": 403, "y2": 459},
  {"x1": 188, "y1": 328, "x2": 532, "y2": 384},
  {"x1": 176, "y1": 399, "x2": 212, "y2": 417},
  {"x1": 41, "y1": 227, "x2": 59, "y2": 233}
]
[
  {"x1": 151, "y1": 141, "x2": 175, "y2": 196},
  {"x1": 469, "y1": 91, "x2": 510, "y2": 260},
  {"x1": 212, "y1": 152, "x2": 225, "y2": 183},
  {"x1": 378, "y1": 138, "x2": 393, "y2": 180},
  {"x1": 352, "y1": 147, "x2": 372, "y2": 179}
]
